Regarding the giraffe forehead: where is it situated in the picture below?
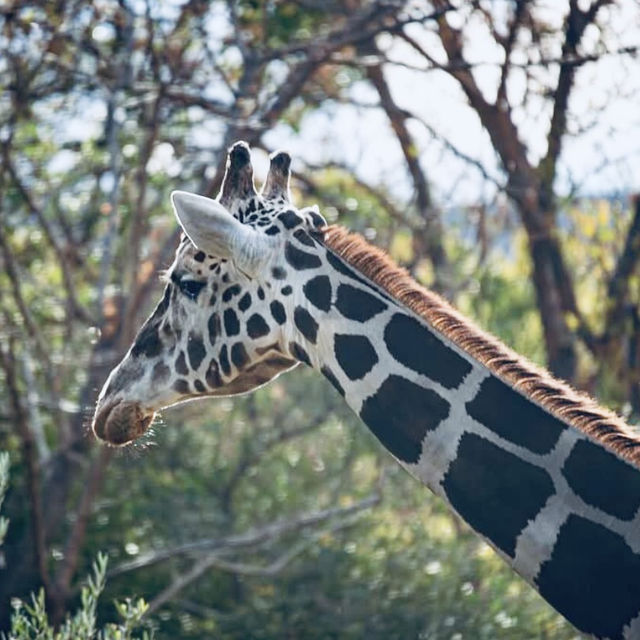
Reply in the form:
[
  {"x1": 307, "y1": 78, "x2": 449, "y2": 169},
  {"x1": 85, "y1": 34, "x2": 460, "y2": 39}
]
[
  {"x1": 230, "y1": 194, "x2": 297, "y2": 226},
  {"x1": 173, "y1": 200, "x2": 321, "y2": 280}
]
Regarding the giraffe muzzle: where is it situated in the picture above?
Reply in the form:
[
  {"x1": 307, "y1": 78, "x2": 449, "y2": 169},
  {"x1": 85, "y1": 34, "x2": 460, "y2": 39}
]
[{"x1": 92, "y1": 400, "x2": 154, "y2": 446}]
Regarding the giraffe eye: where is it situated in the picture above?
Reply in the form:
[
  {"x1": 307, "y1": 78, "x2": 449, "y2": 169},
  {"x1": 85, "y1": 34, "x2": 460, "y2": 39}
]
[{"x1": 178, "y1": 279, "x2": 206, "y2": 301}]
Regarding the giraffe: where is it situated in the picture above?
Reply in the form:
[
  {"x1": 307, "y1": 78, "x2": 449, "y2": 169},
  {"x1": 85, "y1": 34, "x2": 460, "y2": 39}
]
[{"x1": 93, "y1": 141, "x2": 640, "y2": 640}]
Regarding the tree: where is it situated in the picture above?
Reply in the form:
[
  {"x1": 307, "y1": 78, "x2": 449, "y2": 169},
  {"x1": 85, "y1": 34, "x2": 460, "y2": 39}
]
[{"x1": 0, "y1": 0, "x2": 638, "y2": 635}]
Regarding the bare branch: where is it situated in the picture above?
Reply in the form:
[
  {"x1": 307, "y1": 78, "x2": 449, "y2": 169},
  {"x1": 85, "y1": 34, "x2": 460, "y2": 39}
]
[
  {"x1": 361, "y1": 39, "x2": 449, "y2": 291},
  {"x1": 120, "y1": 88, "x2": 165, "y2": 343},
  {"x1": 0, "y1": 225, "x2": 50, "y2": 364},
  {"x1": 407, "y1": 111, "x2": 505, "y2": 191},
  {"x1": 3, "y1": 154, "x2": 91, "y2": 325},
  {"x1": 604, "y1": 196, "x2": 640, "y2": 341},
  {"x1": 496, "y1": 0, "x2": 528, "y2": 106},
  {"x1": 0, "y1": 341, "x2": 51, "y2": 594},
  {"x1": 144, "y1": 498, "x2": 378, "y2": 615},
  {"x1": 55, "y1": 447, "x2": 112, "y2": 598},
  {"x1": 108, "y1": 493, "x2": 380, "y2": 579},
  {"x1": 261, "y1": 4, "x2": 453, "y2": 64},
  {"x1": 539, "y1": 0, "x2": 614, "y2": 208}
]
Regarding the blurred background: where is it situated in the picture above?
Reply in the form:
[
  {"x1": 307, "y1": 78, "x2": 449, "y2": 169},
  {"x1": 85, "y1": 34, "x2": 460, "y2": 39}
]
[{"x1": 1, "y1": 0, "x2": 639, "y2": 637}]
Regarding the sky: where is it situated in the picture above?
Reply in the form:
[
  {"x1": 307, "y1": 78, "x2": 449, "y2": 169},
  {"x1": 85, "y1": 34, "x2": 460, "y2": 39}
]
[
  {"x1": 38, "y1": 0, "x2": 640, "y2": 212},
  {"x1": 261, "y1": 1, "x2": 640, "y2": 208}
]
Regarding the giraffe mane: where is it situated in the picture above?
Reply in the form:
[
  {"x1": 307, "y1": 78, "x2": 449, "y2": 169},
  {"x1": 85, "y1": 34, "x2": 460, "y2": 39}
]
[{"x1": 322, "y1": 224, "x2": 640, "y2": 468}]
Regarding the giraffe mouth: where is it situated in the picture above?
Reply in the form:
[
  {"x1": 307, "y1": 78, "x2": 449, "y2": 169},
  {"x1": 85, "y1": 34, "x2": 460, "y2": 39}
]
[{"x1": 92, "y1": 400, "x2": 155, "y2": 446}]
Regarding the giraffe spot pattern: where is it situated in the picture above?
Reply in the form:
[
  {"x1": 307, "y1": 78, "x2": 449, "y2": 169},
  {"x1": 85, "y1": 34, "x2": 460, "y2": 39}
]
[
  {"x1": 231, "y1": 343, "x2": 249, "y2": 369},
  {"x1": 219, "y1": 345, "x2": 231, "y2": 376},
  {"x1": 175, "y1": 351, "x2": 188, "y2": 376},
  {"x1": 281, "y1": 285, "x2": 292, "y2": 296},
  {"x1": 294, "y1": 306, "x2": 319, "y2": 344},
  {"x1": 187, "y1": 332, "x2": 206, "y2": 370},
  {"x1": 265, "y1": 225, "x2": 280, "y2": 236},
  {"x1": 238, "y1": 292, "x2": 252, "y2": 312},
  {"x1": 173, "y1": 379, "x2": 190, "y2": 394},
  {"x1": 442, "y1": 433, "x2": 554, "y2": 558},
  {"x1": 336, "y1": 283, "x2": 387, "y2": 322},
  {"x1": 385, "y1": 313, "x2": 472, "y2": 389},
  {"x1": 466, "y1": 376, "x2": 565, "y2": 454},
  {"x1": 206, "y1": 359, "x2": 222, "y2": 387},
  {"x1": 321, "y1": 366, "x2": 344, "y2": 396},
  {"x1": 272, "y1": 266, "x2": 287, "y2": 280},
  {"x1": 270, "y1": 300, "x2": 286, "y2": 325},
  {"x1": 293, "y1": 229, "x2": 315, "y2": 247},
  {"x1": 131, "y1": 321, "x2": 162, "y2": 358},
  {"x1": 247, "y1": 314, "x2": 270, "y2": 339},
  {"x1": 334, "y1": 334, "x2": 378, "y2": 380},
  {"x1": 279, "y1": 210, "x2": 303, "y2": 229},
  {"x1": 536, "y1": 515, "x2": 640, "y2": 639},
  {"x1": 222, "y1": 284, "x2": 241, "y2": 302},
  {"x1": 303, "y1": 275, "x2": 332, "y2": 312},
  {"x1": 360, "y1": 374, "x2": 449, "y2": 463},
  {"x1": 208, "y1": 313, "x2": 221, "y2": 345},
  {"x1": 194, "y1": 379, "x2": 205, "y2": 392},
  {"x1": 290, "y1": 341, "x2": 311, "y2": 366},
  {"x1": 285, "y1": 242, "x2": 322, "y2": 270},
  {"x1": 563, "y1": 439, "x2": 640, "y2": 520},
  {"x1": 224, "y1": 309, "x2": 240, "y2": 336},
  {"x1": 156, "y1": 286, "x2": 171, "y2": 315},
  {"x1": 152, "y1": 361, "x2": 170, "y2": 383},
  {"x1": 309, "y1": 210, "x2": 326, "y2": 228},
  {"x1": 325, "y1": 249, "x2": 393, "y2": 303},
  {"x1": 194, "y1": 251, "x2": 206, "y2": 262}
]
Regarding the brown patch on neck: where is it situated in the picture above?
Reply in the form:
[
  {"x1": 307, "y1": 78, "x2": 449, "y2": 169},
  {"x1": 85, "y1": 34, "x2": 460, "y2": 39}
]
[{"x1": 322, "y1": 225, "x2": 640, "y2": 468}]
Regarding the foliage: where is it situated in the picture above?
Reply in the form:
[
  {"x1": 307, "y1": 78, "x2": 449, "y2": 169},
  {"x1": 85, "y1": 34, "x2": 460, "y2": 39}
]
[
  {"x1": 0, "y1": 458, "x2": 151, "y2": 639},
  {"x1": 0, "y1": 0, "x2": 637, "y2": 638},
  {"x1": 6, "y1": 554, "x2": 152, "y2": 640},
  {"x1": 0, "y1": 453, "x2": 9, "y2": 546}
]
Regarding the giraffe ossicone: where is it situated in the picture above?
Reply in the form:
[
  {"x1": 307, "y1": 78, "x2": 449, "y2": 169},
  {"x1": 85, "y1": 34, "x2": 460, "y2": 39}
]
[{"x1": 93, "y1": 141, "x2": 640, "y2": 640}]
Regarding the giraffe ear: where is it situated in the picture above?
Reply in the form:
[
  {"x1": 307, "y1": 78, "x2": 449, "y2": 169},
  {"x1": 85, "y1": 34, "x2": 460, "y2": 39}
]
[{"x1": 171, "y1": 191, "x2": 272, "y2": 276}]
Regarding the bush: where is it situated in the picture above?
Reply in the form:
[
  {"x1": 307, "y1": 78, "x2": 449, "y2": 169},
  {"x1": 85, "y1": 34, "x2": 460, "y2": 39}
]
[{"x1": 0, "y1": 453, "x2": 153, "y2": 640}]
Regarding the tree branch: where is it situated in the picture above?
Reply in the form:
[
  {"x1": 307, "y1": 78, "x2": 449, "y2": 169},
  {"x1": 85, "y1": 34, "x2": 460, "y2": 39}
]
[
  {"x1": 0, "y1": 341, "x2": 51, "y2": 594},
  {"x1": 55, "y1": 447, "x2": 112, "y2": 599},
  {"x1": 3, "y1": 152, "x2": 91, "y2": 325},
  {"x1": 144, "y1": 496, "x2": 379, "y2": 615},
  {"x1": 604, "y1": 196, "x2": 640, "y2": 341},
  {"x1": 361, "y1": 39, "x2": 449, "y2": 291},
  {"x1": 496, "y1": 0, "x2": 528, "y2": 106},
  {"x1": 538, "y1": 0, "x2": 613, "y2": 209},
  {"x1": 0, "y1": 225, "x2": 50, "y2": 365},
  {"x1": 108, "y1": 493, "x2": 380, "y2": 579}
]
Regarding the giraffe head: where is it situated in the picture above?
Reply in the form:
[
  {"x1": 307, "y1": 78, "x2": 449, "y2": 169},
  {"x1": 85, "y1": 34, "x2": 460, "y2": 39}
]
[{"x1": 92, "y1": 141, "x2": 327, "y2": 445}]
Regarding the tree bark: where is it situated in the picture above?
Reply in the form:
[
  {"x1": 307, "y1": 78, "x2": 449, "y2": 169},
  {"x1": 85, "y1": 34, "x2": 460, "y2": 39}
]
[{"x1": 424, "y1": 0, "x2": 610, "y2": 380}]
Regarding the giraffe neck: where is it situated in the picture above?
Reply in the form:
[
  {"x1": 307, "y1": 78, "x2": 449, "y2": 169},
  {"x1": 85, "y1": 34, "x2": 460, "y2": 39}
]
[{"x1": 291, "y1": 231, "x2": 640, "y2": 640}]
